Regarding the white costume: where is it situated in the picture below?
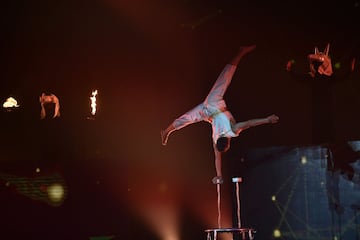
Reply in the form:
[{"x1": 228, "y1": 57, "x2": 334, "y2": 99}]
[
  {"x1": 162, "y1": 45, "x2": 278, "y2": 180},
  {"x1": 172, "y1": 64, "x2": 239, "y2": 144}
]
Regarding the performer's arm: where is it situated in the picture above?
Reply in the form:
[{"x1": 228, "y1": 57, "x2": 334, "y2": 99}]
[
  {"x1": 53, "y1": 97, "x2": 60, "y2": 118},
  {"x1": 232, "y1": 114, "x2": 279, "y2": 135},
  {"x1": 214, "y1": 144, "x2": 222, "y2": 177},
  {"x1": 211, "y1": 144, "x2": 224, "y2": 184},
  {"x1": 40, "y1": 106, "x2": 46, "y2": 119},
  {"x1": 39, "y1": 93, "x2": 46, "y2": 119}
]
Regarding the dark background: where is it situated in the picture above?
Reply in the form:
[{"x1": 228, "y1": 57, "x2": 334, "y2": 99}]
[{"x1": 0, "y1": 0, "x2": 359, "y2": 239}]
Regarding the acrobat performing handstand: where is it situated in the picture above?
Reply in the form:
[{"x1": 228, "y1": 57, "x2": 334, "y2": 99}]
[{"x1": 161, "y1": 45, "x2": 279, "y2": 184}]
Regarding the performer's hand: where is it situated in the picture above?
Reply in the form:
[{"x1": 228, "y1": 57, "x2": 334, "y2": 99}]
[
  {"x1": 212, "y1": 176, "x2": 224, "y2": 185},
  {"x1": 267, "y1": 114, "x2": 279, "y2": 124}
]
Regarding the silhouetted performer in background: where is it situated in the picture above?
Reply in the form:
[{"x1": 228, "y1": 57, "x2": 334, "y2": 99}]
[{"x1": 286, "y1": 43, "x2": 355, "y2": 145}]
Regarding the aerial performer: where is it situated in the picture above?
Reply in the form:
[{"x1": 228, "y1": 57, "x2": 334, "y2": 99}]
[
  {"x1": 39, "y1": 93, "x2": 60, "y2": 119},
  {"x1": 286, "y1": 43, "x2": 355, "y2": 144}
]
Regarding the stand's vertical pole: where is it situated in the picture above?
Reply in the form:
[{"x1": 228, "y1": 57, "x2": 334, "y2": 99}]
[
  {"x1": 232, "y1": 177, "x2": 242, "y2": 229},
  {"x1": 213, "y1": 177, "x2": 223, "y2": 229},
  {"x1": 216, "y1": 183, "x2": 222, "y2": 228}
]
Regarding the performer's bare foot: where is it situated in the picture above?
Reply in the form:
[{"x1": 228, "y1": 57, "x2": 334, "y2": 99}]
[
  {"x1": 161, "y1": 130, "x2": 168, "y2": 146},
  {"x1": 240, "y1": 45, "x2": 256, "y2": 55},
  {"x1": 231, "y1": 45, "x2": 256, "y2": 65}
]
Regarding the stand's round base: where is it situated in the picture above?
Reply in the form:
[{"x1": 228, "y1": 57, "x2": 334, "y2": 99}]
[{"x1": 205, "y1": 227, "x2": 256, "y2": 240}]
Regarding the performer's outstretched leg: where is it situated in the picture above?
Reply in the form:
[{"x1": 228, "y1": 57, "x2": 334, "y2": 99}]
[
  {"x1": 161, "y1": 103, "x2": 205, "y2": 145},
  {"x1": 205, "y1": 45, "x2": 256, "y2": 104}
]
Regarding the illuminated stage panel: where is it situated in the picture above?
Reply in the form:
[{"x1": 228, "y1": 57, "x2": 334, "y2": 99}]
[
  {"x1": 234, "y1": 142, "x2": 360, "y2": 240},
  {"x1": 0, "y1": 172, "x2": 67, "y2": 207}
]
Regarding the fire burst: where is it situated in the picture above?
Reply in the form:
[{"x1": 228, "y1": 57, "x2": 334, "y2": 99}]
[
  {"x1": 90, "y1": 90, "x2": 98, "y2": 116},
  {"x1": 3, "y1": 97, "x2": 19, "y2": 109}
]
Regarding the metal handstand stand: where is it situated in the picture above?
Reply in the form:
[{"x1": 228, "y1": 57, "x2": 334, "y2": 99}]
[{"x1": 205, "y1": 177, "x2": 256, "y2": 240}]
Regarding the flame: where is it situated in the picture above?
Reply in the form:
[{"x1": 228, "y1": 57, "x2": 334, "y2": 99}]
[
  {"x1": 90, "y1": 90, "x2": 98, "y2": 115},
  {"x1": 3, "y1": 97, "x2": 19, "y2": 108}
]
